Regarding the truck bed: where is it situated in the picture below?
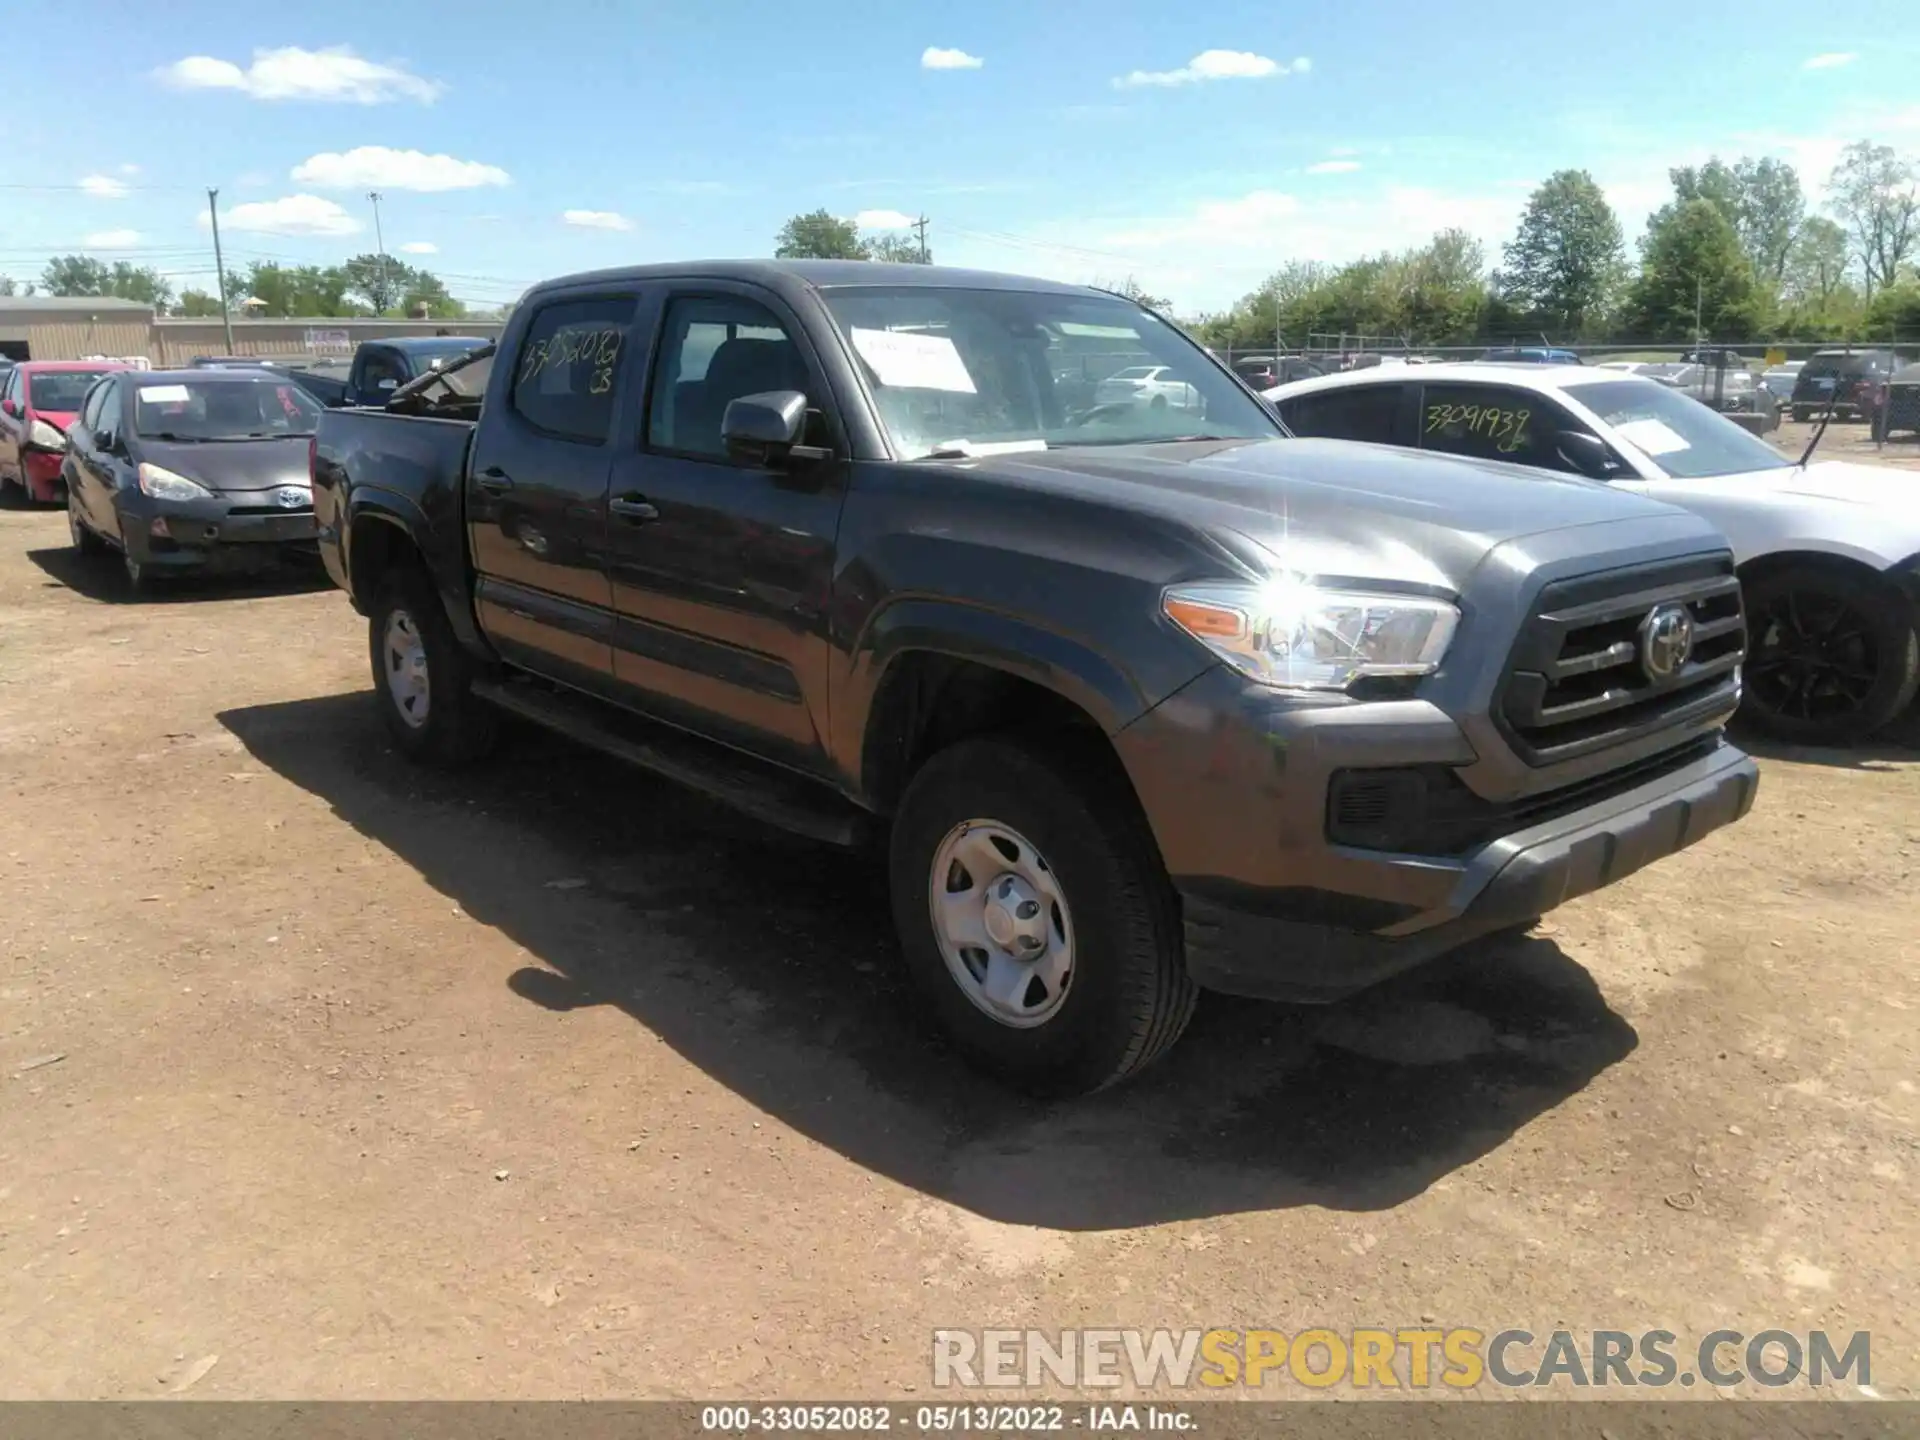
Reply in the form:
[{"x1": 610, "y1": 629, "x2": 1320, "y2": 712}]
[{"x1": 312, "y1": 408, "x2": 476, "y2": 605}]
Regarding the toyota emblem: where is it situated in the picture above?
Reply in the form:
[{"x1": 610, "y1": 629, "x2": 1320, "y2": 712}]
[
  {"x1": 275, "y1": 486, "x2": 310, "y2": 509},
  {"x1": 1639, "y1": 603, "x2": 1695, "y2": 682}
]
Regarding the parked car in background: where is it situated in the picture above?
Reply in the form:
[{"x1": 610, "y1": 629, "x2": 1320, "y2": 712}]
[
  {"x1": 1594, "y1": 360, "x2": 1659, "y2": 374},
  {"x1": 337, "y1": 336, "x2": 488, "y2": 407},
  {"x1": 1683, "y1": 347, "x2": 1749, "y2": 369},
  {"x1": 1760, "y1": 361, "x2": 1804, "y2": 406},
  {"x1": 189, "y1": 355, "x2": 355, "y2": 407},
  {"x1": 1092, "y1": 363, "x2": 1200, "y2": 412},
  {"x1": 310, "y1": 258, "x2": 1757, "y2": 1093},
  {"x1": 0, "y1": 359, "x2": 129, "y2": 502},
  {"x1": 1665, "y1": 367, "x2": 1779, "y2": 432},
  {"x1": 1880, "y1": 362, "x2": 1920, "y2": 440},
  {"x1": 1791, "y1": 349, "x2": 1903, "y2": 422},
  {"x1": 61, "y1": 368, "x2": 324, "y2": 590},
  {"x1": 1481, "y1": 346, "x2": 1583, "y2": 364},
  {"x1": 1265, "y1": 362, "x2": 1920, "y2": 744},
  {"x1": 1230, "y1": 355, "x2": 1325, "y2": 389}
]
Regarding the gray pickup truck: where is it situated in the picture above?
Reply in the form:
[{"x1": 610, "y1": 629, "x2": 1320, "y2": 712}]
[{"x1": 311, "y1": 260, "x2": 1759, "y2": 1094}]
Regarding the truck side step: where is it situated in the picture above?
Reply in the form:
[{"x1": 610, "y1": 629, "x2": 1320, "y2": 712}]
[{"x1": 471, "y1": 677, "x2": 870, "y2": 848}]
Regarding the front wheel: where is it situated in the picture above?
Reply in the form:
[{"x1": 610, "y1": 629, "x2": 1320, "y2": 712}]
[
  {"x1": 1741, "y1": 566, "x2": 1920, "y2": 745},
  {"x1": 888, "y1": 735, "x2": 1195, "y2": 1096},
  {"x1": 1791, "y1": 406, "x2": 1813, "y2": 424},
  {"x1": 367, "y1": 568, "x2": 497, "y2": 765}
]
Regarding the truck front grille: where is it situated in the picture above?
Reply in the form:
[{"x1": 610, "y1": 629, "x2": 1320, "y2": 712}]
[{"x1": 1497, "y1": 555, "x2": 1745, "y2": 767}]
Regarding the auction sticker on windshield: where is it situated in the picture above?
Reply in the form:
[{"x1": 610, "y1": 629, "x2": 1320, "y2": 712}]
[
  {"x1": 1613, "y1": 417, "x2": 1690, "y2": 457},
  {"x1": 138, "y1": 385, "x2": 192, "y2": 405},
  {"x1": 850, "y1": 328, "x2": 978, "y2": 394}
]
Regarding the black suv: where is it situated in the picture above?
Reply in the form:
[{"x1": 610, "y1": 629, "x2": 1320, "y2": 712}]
[{"x1": 1791, "y1": 349, "x2": 1903, "y2": 422}]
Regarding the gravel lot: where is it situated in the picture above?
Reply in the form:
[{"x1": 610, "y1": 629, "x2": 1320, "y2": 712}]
[{"x1": 1, "y1": 483, "x2": 1916, "y2": 1401}]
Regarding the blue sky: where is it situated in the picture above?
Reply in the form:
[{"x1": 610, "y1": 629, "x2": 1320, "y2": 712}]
[{"x1": 3, "y1": 0, "x2": 1917, "y2": 314}]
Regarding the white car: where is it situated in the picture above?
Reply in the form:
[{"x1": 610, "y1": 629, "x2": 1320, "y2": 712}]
[
  {"x1": 1093, "y1": 365, "x2": 1200, "y2": 413},
  {"x1": 1265, "y1": 362, "x2": 1920, "y2": 744}
]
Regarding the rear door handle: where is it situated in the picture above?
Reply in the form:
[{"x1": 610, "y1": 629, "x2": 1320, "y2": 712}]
[
  {"x1": 475, "y1": 467, "x2": 513, "y2": 495},
  {"x1": 610, "y1": 495, "x2": 659, "y2": 522}
]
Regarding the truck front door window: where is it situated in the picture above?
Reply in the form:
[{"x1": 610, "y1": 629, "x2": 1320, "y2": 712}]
[{"x1": 646, "y1": 298, "x2": 815, "y2": 460}]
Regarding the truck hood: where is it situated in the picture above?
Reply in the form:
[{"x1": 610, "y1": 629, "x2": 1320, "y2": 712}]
[
  {"x1": 137, "y1": 436, "x2": 314, "y2": 494},
  {"x1": 993, "y1": 437, "x2": 1708, "y2": 592}
]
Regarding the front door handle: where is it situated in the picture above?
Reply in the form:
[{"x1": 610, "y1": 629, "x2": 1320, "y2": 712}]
[
  {"x1": 475, "y1": 467, "x2": 513, "y2": 495},
  {"x1": 610, "y1": 495, "x2": 659, "y2": 523}
]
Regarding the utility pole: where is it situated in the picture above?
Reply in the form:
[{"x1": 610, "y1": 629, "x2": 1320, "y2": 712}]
[
  {"x1": 368, "y1": 190, "x2": 390, "y2": 313},
  {"x1": 1694, "y1": 275, "x2": 1704, "y2": 349},
  {"x1": 912, "y1": 214, "x2": 930, "y2": 263},
  {"x1": 207, "y1": 189, "x2": 235, "y2": 354}
]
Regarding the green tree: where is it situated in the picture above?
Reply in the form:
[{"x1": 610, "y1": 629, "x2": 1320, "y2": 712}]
[
  {"x1": 176, "y1": 289, "x2": 224, "y2": 318},
  {"x1": 240, "y1": 262, "x2": 356, "y2": 317},
  {"x1": 1623, "y1": 199, "x2": 1767, "y2": 341},
  {"x1": 39, "y1": 255, "x2": 173, "y2": 311},
  {"x1": 1829, "y1": 141, "x2": 1920, "y2": 298},
  {"x1": 1397, "y1": 228, "x2": 1489, "y2": 343},
  {"x1": 774, "y1": 209, "x2": 868, "y2": 260},
  {"x1": 1783, "y1": 216, "x2": 1853, "y2": 306},
  {"x1": 1864, "y1": 280, "x2": 1920, "y2": 340},
  {"x1": 1498, "y1": 170, "x2": 1626, "y2": 337},
  {"x1": 0, "y1": 274, "x2": 15, "y2": 297},
  {"x1": 41, "y1": 255, "x2": 113, "y2": 297},
  {"x1": 865, "y1": 232, "x2": 931, "y2": 264},
  {"x1": 1664, "y1": 157, "x2": 1806, "y2": 285},
  {"x1": 399, "y1": 268, "x2": 463, "y2": 320}
]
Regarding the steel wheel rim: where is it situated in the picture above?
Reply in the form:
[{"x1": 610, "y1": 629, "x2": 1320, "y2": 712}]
[
  {"x1": 1745, "y1": 589, "x2": 1880, "y2": 725},
  {"x1": 383, "y1": 609, "x2": 431, "y2": 729},
  {"x1": 928, "y1": 819, "x2": 1075, "y2": 1029}
]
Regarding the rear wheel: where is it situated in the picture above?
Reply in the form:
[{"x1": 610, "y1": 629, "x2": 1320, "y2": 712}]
[
  {"x1": 888, "y1": 735, "x2": 1196, "y2": 1095},
  {"x1": 1792, "y1": 405, "x2": 1813, "y2": 424},
  {"x1": 368, "y1": 566, "x2": 497, "y2": 765},
  {"x1": 1741, "y1": 565, "x2": 1920, "y2": 745}
]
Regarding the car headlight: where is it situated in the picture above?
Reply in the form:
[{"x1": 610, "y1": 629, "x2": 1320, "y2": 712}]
[
  {"x1": 136, "y1": 463, "x2": 217, "y2": 502},
  {"x1": 27, "y1": 417, "x2": 67, "y2": 450},
  {"x1": 1163, "y1": 577, "x2": 1459, "y2": 692}
]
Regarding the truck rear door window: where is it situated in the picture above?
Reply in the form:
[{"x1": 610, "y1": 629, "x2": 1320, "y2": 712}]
[
  {"x1": 1277, "y1": 384, "x2": 1404, "y2": 442},
  {"x1": 509, "y1": 297, "x2": 637, "y2": 443}
]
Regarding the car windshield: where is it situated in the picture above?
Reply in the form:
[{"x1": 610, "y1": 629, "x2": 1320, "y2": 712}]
[
  {"x1": 132, "y1": 379, "x2": 323, "y2": 440},
  {"x1": 26, "y1": 370, "x2": 113, "y2": 412},
  {"x1": 1566, "y1": 377, "x2": 1792, "y2": 478},
  {"x1": 819, "y1": 286, "x2": 1279, "y2": 457}
]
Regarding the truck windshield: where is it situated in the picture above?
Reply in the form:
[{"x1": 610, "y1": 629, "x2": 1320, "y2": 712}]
[
  {"x1": 1564, "y1": 377, "x2": 1793, "y2": 479},
  {"x1": 819, "y1": 287, "x2": 1280, "y2": 458},
  {"x1": 133, "y1": 379, "x2": 323, "y2": 440}
]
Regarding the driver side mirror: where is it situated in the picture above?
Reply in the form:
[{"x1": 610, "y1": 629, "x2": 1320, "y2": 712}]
[
  {"x1": 722, "y1": 390, "x2": 829, "y2": 468},
  {"x1": 1, "y1": 399, "x2": 17, "y2": 418},
  {"x1": 1555, "y1": 429, "x2": 1627, "y2": 480}
]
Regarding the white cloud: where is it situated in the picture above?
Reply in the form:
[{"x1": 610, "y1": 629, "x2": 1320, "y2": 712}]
[
  {"x1": 292, "y1": 145, "x2": 509, "y2": 191},
  {"x1": 119, "y1": 163, "x2": 140, "y2": 175},
  {"x1": 562, "y1": 209, "x2": 634, "y2": 231},
  {"x1": 84, "y1": 229, "x2": 142, "y2": 249},
  {"x1": 922, "y1": 46, "x2": 983, "y2": 70},
  {"x1": 399, "y1": 241, "x2": 438, "y2": 255},
  {"x1": 1306, "y1": 160, "x2": 1363, "y2": 175},
  {"x1": 79, "y1": 174, "x2": 128, "y2": 199},
  {"x1": 1802, "y1": 52, "x2": 1858, "y2": 70},
  {"x1": 1115, "y1": 50, "x2": 1309, "y2": 88},
  {"x1": 156, "y1": 46, "x2": 441, "y2": 103},
  {"x1": 855, "y1": 209, "x2": 916, "y2": 229},
  {"x1": 199, "y1": 194, "x2": 363, "y2": 237}
]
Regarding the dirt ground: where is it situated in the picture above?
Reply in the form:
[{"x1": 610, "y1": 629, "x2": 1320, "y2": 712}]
[
  {"x1": 1769, "y1": 418, "x2": 1920, "y2": 470},
  {"x1": 1, "y1": 486, "x2": 1917, "y2": 1403}
]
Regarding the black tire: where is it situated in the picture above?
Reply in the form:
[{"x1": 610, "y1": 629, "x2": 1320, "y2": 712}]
[
  {"x1": 67, "y1": 490, "x2": 107, "y2": 555},
  {"x1": 1792, "y1": 406, "x2": 1812, "y2": 424},
  {"x1": 1741, "y1": 565, "x2": 1920, "y2": 745},
  {"x1": 367, "y1": 566, "x2": 498, "y2": 765},
  {"x1": 888, "y1": 734, "x2": 1196, "y2": 1096}
]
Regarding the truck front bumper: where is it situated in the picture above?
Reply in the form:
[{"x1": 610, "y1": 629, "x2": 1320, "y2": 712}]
[{"x1": 1115, "y1": 668, "x2": 1758, "y2": 1003}]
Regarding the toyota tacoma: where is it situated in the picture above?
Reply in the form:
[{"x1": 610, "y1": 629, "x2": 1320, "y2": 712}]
[{"x1": 311, "y1": 261, "x2": 1759, "y2": 1094}]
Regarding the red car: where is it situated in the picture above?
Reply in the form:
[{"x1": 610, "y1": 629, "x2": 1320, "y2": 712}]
[{"x1": 0, "y1": 360, "x2": 129, "y2": 503}]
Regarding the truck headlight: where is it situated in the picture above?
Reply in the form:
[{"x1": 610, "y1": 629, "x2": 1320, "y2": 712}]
[
  {"x1": 27, "y1": 417, "x2": 67, "y2": 450},
  {"x1": 1163, "y1": 577, "x2": 1458, "y2": 692},
  {"x1": 137, "y1": 463, "x2": 217, "y2": 502}
]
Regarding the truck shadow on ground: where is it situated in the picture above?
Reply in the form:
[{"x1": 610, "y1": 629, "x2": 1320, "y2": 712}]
[
  {"x1": 220, "y1": 691, "x2": 1639, "y2": 1231},
  {"x1": 28, "y1": 544, "x2": 334, "y2": 606}
]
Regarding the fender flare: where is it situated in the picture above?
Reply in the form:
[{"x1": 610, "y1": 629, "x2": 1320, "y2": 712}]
[{"x1": 344, "y1": 488, "x2": 488, "y2": 655}]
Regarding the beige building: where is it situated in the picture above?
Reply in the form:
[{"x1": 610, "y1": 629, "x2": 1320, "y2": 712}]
[
  {"x1": 0, "y1": 297, "x2": 503, "y2": 365},
  {"x1": 0, "y1": 296, "x2": 154, "y2": 364}
]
